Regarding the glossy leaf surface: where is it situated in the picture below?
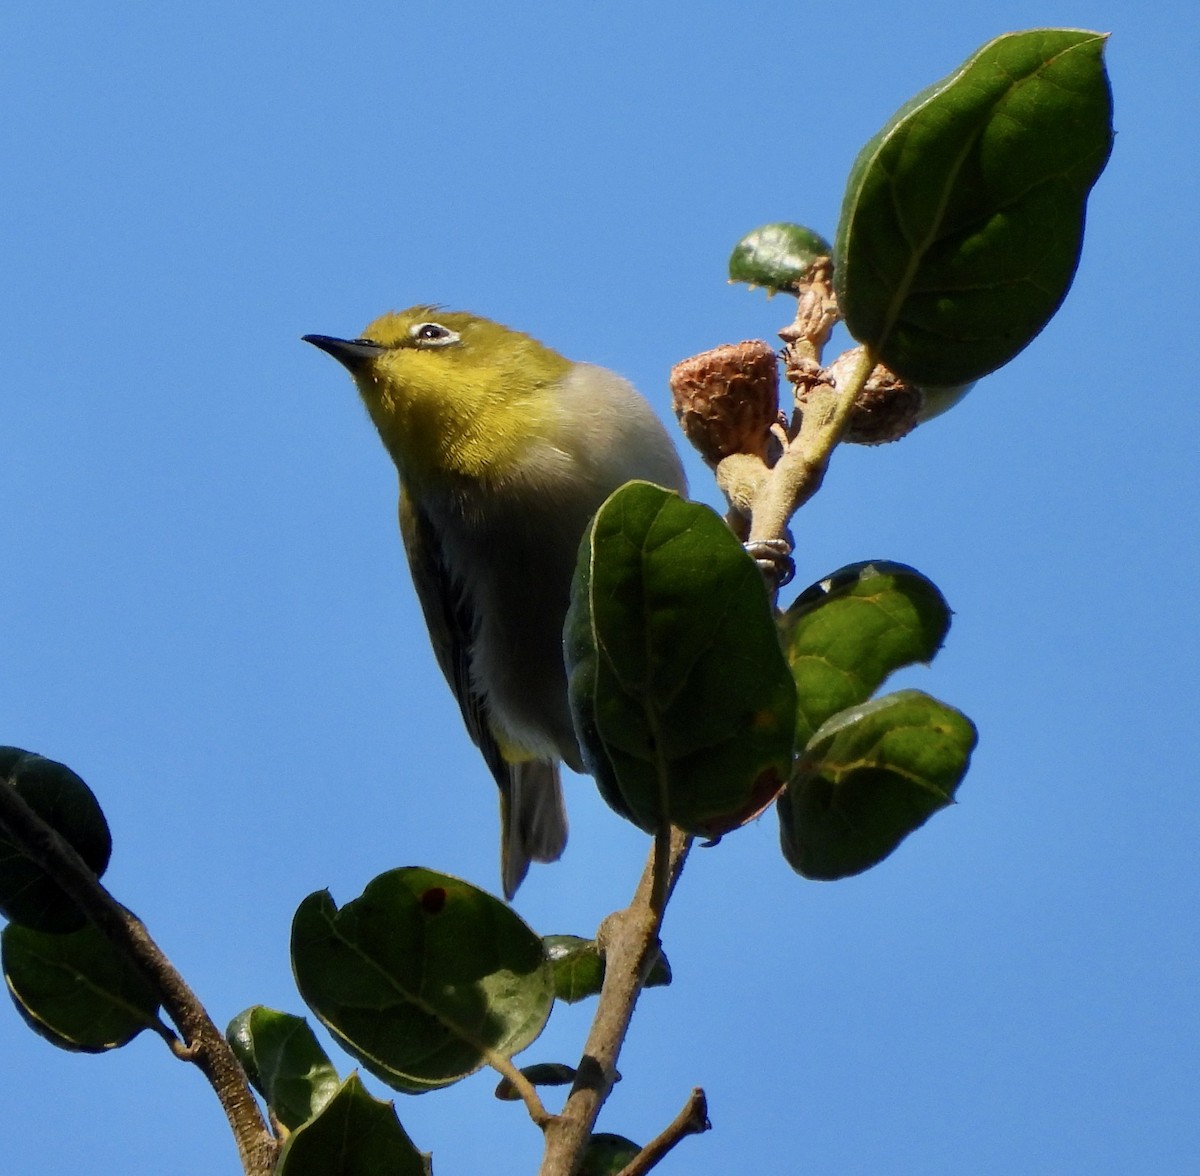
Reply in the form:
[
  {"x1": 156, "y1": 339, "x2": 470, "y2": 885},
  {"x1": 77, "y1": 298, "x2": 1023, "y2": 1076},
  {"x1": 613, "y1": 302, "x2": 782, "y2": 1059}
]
[
  {"x1": 226, "y1": 1005, "x2": 340, "y2": 1131},
  {"x1": 291, "y1": 868, "x2": 553, "y2": 1093},
  {"x1": 835, "y1": 29, "x2": 1113, "y2": 384},
  {"x1": 729, "y1": 222, "x2": 832, "y2": 292},
  {"x1": 779, "y1": 689, "x2": 977, "y2": 879},
  {"x1": 780, "y1": 561, "x2": 951, "y2": 748},
  {"x1": 276, "y1": 1073, "x2": 427, "y2": 1176},
  {"x1": 3, "y1": 921, "x2": 159, "y2": 1051},
  {"x1": 567, "y1": 482, "x2": 796, "y2": 837}
]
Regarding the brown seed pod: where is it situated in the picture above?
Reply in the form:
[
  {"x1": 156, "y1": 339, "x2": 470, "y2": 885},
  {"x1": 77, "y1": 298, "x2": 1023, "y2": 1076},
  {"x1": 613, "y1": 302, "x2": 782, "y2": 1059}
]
[
  {"x1": 817, "y1": 348, "x2": 922, "y2": 445},
  {"x1": 670, "y1": 340, "x2": 780, "y2": 464}
]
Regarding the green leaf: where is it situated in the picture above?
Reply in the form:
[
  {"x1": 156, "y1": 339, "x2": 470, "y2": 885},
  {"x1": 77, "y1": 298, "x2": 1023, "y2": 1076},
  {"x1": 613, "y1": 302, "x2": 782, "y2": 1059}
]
[
  {"x1": 291, "y1": 868, "x2": 554, "y2": 1094},
  {"x1": 779, "y1": 561, "x2": 952, "y2": 748},
  {"x1": 2, "y1": 921, "x2": 160, "y2": 1051},
  {"x1": 579, "y1": 1133, "x2": 643, "y2": 1176},
  {"x1": 276, "y1": 1073, "x2": 427, "y2": 1176},
  {"x1": 543, "y1": 934, "x2": 671, "y2": 1005},
  {"x1": 834, "y1": 29, "x2": 1113, "y2": 385},
  {"x1": 778, "y1": 689, "x2": 977, "y2": 880},
  {"x1": 728, "y1": 222, "x2": 833, "y2": 293},
  {"x1": 543, "y1": 934, "x2": 604, "y2": 1004},
  {"x1": 567, "y1": 482, "x2": 796, "y2": 837},
  {"x1": 226, "y1": 1006, "x2": 340, "y2": 1131},
  {"x1": 494, "y1": 1061, "x2": 577, "y2": 1100},
  {"x1": 0, "y1": 748, "x2": 112, "y2": 932},
  {"x1": 565, "y1": 543, "x2": 629, "y2": 824}
]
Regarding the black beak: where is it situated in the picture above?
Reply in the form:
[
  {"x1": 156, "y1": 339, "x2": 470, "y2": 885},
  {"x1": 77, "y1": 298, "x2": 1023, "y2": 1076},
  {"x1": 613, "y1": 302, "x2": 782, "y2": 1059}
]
[{"x1": 302, "y1": 334, "x2": 385, "y2": 373}]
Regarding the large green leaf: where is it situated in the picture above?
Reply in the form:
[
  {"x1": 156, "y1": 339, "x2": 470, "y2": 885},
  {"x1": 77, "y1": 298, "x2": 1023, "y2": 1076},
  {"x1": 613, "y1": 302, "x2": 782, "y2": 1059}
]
[
  {"x1": 0, "y1": 748, "x2": 112, "y2": 933},
  {"x1": 291, "y1": 868, "x2": 554, "y2": 1094},
  {"x1": 780, "y1": 561, "x2": 951, "y2": 748},
  {"x1": 778, "y1": 690, "x2": 977, "y2": 879},
  {"x1": 3, "y1": 921, "x2": 160, "y2": 1051},
  {"x1": 834, "y1": 29, "x2": 1113, "y2": 385},
  {"x1": 275, "y1": 1073, "x2": 427, "y2": 1176},
  {"x1": 226, "y1": 1006, "x2": 340, "y2": 1131},
  {"x1": 566, "y1": 482, "x2": 796, "y2": 837}
]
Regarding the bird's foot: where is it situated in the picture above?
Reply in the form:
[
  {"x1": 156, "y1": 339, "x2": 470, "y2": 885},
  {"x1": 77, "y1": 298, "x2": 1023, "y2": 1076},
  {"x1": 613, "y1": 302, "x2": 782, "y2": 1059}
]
[{"x1": 744, "y1": 538, "x2": 794, "y2": 588}]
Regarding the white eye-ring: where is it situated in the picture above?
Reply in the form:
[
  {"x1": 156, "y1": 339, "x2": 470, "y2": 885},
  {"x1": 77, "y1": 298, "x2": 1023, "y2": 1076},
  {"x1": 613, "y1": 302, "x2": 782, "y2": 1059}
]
[{"x1": 410, "y1": 321, "x2": 461, "y2": 347}]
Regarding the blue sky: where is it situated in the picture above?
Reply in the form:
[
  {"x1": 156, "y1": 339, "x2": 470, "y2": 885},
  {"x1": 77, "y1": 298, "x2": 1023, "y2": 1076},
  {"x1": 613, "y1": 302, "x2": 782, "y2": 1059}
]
[{"x1": 2, "y1": 2, "x2": 1197, "y2": 1173}]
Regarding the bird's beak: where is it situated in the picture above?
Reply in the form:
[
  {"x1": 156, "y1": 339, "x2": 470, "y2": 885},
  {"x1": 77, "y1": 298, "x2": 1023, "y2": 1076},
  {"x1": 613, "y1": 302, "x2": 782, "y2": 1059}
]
[{"x1": 302, "y1": 334, "x2": 385, "y2": 373}]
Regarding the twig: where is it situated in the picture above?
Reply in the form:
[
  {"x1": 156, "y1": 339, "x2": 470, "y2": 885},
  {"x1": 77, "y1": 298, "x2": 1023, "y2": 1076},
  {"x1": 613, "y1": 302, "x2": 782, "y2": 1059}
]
[
  {"x1": 648, "y1": 823, "x2": 673, "y2": 915},
  {"x1": 538, "y1": 827, "x2": 692, "y2": 1175},
  {"x1": 747, "y1": 344, "x2": 876, "y2": 549},
  {"x1": 0, "y1": 778, "x2": 278, "y2": 1176},
  {"x1": 615, "y1": 1087, "x2": 710, "y2": 1176},
  {"x1": 485, "y1": 1047, "x2": 553, "y2": 1128}
]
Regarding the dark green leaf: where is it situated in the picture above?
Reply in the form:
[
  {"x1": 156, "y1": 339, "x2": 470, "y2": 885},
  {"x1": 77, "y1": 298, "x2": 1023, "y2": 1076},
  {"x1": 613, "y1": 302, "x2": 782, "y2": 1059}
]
[
  {"x1": 494, "y1": 1062, "x2": 577, "y2": 1100},
  {"x1": 834, "y1": 29, "x2": 1113, "y2": 385},
  {"x1": 728, "y1": 222, "x2": 833, "y2": 292},
  {"x1": 276, "y1": 1073, "x2": 427, "y2": 1176},
  {"x1": 0, "y1": 748, "x2": 112, "y2": 932},
  {"x1": 0, "y1": 748, "x2": 25, "y2": 776},
  {"x1": 226, "y1": 1009, "x2": 264, "y2": 1087},
  {"x1": 543, "y1": 934, "x2": 670, "y2": 1005},
  {"x1": 3, "y1": 921, "x2": 160, "y2": 1051},
  {"x1": 567, "y1": 482, "x2": 796, "y2": 837},
  {"x1": 778, "y1": 689, "x2": 977, "y2": 879},
  {"x1": 565, "y1": 544, "x2": 629, "y2": 824},
  {"x1": 226, "y1": 1008, "x2": 265, "y2": 1088},
  {"x1": 291, "y1": 868, "x2": 553, "y2": 1094},
  {"x1": 579, "y1": 1133, "x2": 643, "y2": 1176},
  {"x1": 226, "y1": 1006, "x2": 340, "y2": 1131},
  {"x1": 543, "y1": 934, "x2": 604, "y2": 1003},
  {"x1": 780, "y1": 561, "x2": 951, "y2": 748}
]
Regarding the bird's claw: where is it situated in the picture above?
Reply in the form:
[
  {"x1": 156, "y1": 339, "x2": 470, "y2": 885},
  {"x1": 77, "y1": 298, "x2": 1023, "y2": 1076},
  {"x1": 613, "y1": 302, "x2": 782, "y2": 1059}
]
[{"x1": 744, "y1": 538, "x2": 794, "y2": 588}]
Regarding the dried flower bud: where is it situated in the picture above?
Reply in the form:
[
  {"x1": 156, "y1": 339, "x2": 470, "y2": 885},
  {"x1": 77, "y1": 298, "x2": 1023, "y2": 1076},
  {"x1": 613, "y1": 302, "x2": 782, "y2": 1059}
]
[
  {"x1": 818, "y1": 348, "x2": 922, "y2": 445},
  {"x1": 670, "y1": 341, "x2": 780, "y2": 464}
]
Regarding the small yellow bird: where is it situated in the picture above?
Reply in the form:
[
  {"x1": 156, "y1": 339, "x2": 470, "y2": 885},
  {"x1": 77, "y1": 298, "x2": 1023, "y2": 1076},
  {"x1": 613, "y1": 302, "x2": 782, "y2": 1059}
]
[{"x1": 305, "y1": 309, "x2": 686, "y2": 896}]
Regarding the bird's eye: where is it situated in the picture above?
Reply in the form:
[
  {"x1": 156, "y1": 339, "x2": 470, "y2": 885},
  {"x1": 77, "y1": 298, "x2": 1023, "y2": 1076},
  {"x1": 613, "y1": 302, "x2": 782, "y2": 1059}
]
[{"x1": 410, "y1": 322, "x2": 461, "y2": 347}]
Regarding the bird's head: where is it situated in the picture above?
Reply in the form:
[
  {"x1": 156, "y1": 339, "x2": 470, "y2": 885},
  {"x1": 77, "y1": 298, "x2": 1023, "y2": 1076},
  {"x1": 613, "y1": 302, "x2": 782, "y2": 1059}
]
[{"x1": 304, "y1": 307, "x2": 571, "y2": 483}]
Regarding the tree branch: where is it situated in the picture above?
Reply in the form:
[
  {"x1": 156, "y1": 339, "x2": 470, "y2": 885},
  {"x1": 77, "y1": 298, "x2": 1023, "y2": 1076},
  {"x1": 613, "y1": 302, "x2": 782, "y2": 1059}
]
[
  {"x1": 485, "y1": 1047, "x2": 553, "y2": 1128},
  {"x1": 538, "y1": 827, "x2": 692, "y2": 1175},
  {"x1": 0, "y1": 779, "x2": 278, "y2": 1176},
  {"x1": 747, "y1": 343, "x2": 876, "y2": 548},
  {"x1": 615, "y1": 1087, "x2": 710, "y2": 1176}
]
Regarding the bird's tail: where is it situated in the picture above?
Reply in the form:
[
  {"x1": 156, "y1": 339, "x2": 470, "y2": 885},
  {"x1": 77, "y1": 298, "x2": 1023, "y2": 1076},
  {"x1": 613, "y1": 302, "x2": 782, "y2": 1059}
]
[{"x1": 500, "y1": 761, "x2": 568, "y2": 899}]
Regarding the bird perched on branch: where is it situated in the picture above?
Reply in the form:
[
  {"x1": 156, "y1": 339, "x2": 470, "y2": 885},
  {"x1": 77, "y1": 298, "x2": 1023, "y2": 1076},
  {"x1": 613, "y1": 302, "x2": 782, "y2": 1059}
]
[{"x1": 305, "y1": 308, "x2": 686, "y2": 897}]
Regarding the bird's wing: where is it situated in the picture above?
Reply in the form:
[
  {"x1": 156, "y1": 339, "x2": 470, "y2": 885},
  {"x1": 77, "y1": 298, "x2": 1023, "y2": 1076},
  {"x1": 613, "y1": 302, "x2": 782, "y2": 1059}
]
[
  {"x1": 397, "y1": 485, "x2": 567, "y2": 898},
  {"x1": 397, "y1": 486, "x2": 509, "y2": 788}
]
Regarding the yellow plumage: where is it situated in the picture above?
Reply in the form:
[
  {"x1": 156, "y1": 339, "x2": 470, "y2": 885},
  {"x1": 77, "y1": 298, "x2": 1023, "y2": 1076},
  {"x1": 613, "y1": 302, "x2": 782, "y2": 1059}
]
[{"x1": 305, "y1": 309, "x2": 686, "y2": 896}]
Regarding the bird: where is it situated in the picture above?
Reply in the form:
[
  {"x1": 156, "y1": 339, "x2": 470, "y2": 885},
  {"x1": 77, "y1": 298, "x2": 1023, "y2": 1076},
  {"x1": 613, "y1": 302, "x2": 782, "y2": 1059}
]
[{"x1": 304, "y1": 308, "x2": 687, "y2": 897}]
